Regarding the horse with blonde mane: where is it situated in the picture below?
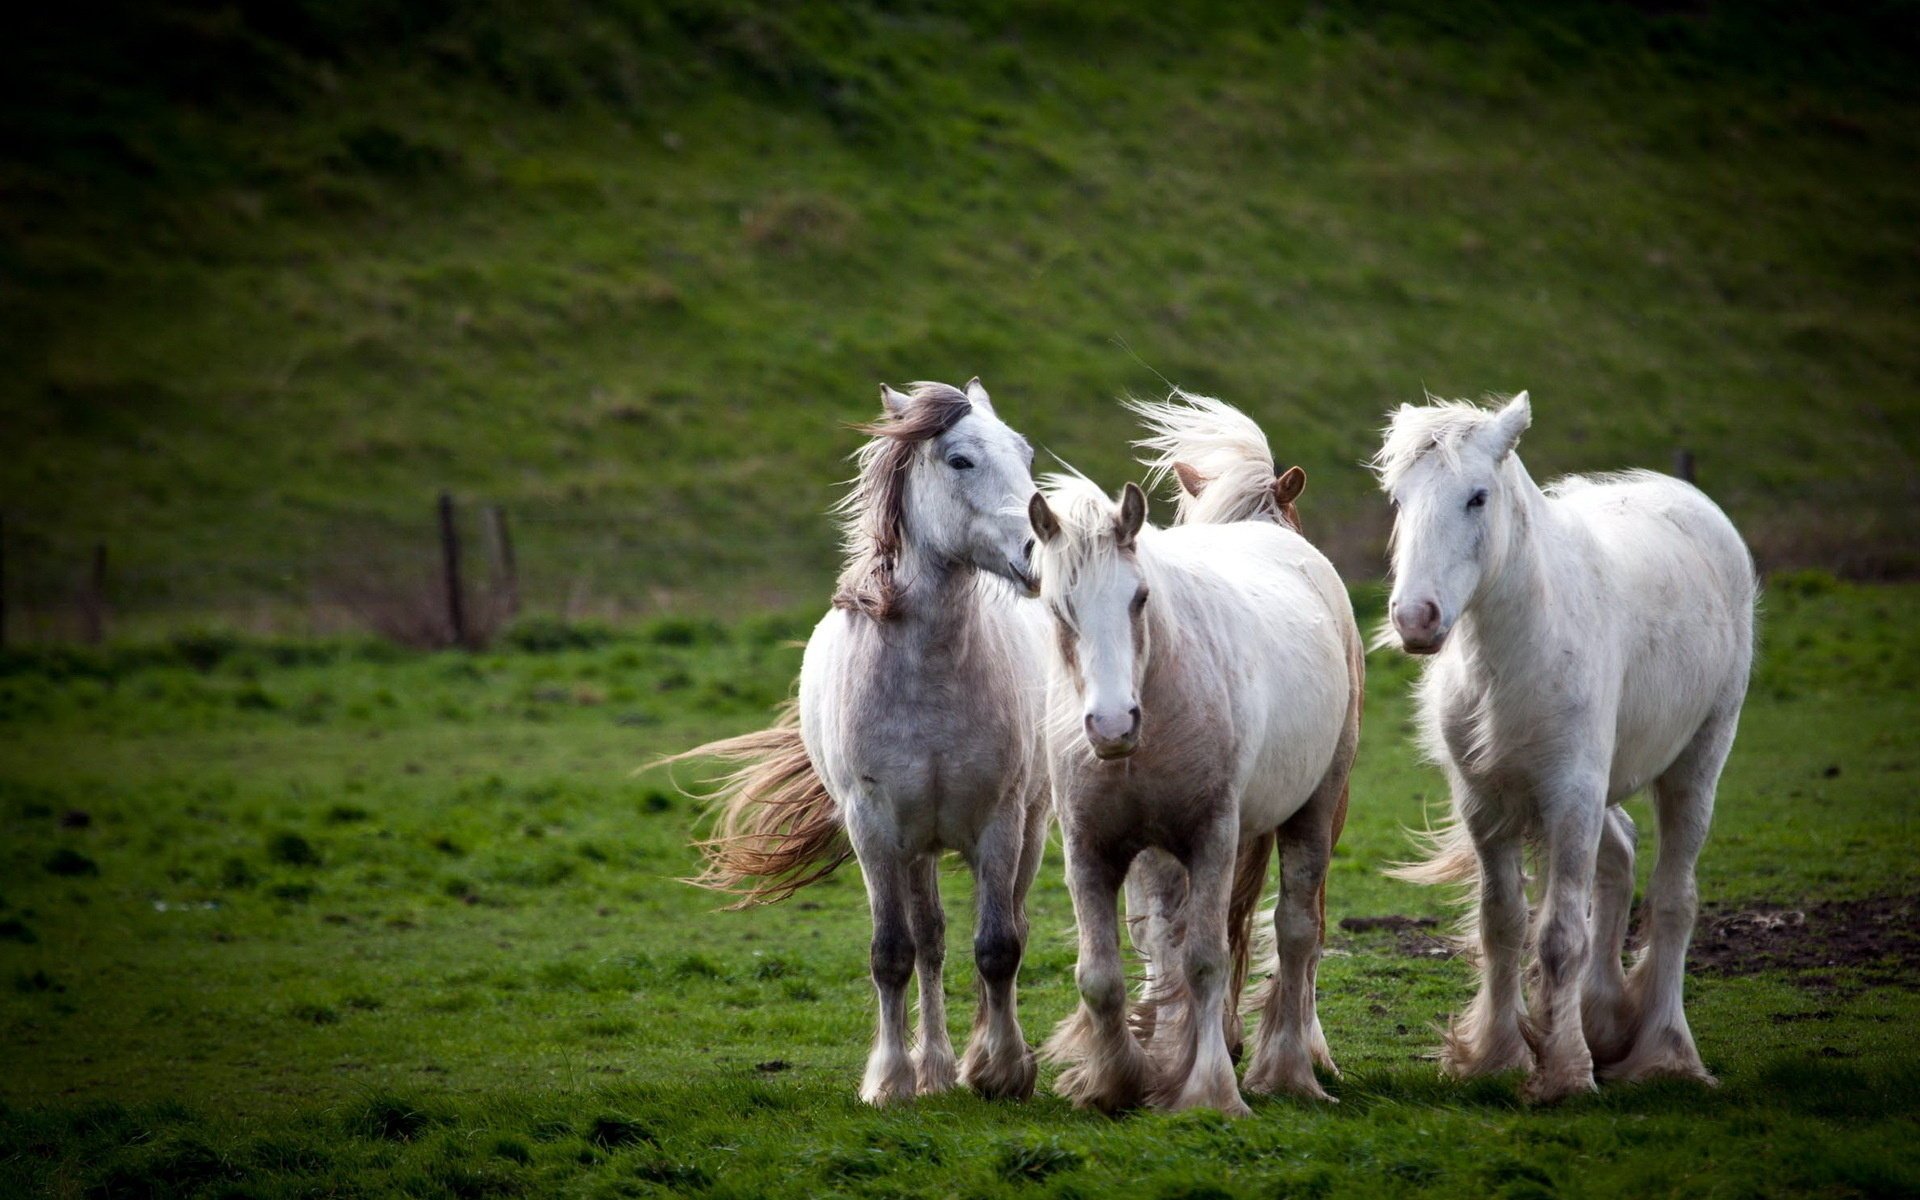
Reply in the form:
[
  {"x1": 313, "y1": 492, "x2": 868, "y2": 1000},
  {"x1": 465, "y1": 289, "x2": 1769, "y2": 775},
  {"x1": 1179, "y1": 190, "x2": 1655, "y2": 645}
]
[
  {"x1": 671, "y1": 379, "x2": 1050, "y2": 1106},
  {"x1": 1375, "y1": 391, "x2": 1755, "y2": 1103},
  {"x1": 1032, "y1": 394, "x2": 1362, "y2": 1115},
  {"x1": 1120, "y1": 394, "x2": 1338, "y2": 1059}
]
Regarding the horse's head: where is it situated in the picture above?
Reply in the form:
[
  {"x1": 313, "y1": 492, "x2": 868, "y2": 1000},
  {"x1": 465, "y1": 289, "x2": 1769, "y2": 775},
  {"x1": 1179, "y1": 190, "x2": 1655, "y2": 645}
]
[
  {"x1": 1029, "y1": 477, "x2": 1151, "y2": 759},
  {"x1": 1372, "y1": 392, "x2": 1532, "y2": 654},
  {"x1": 868, "y1": 378, "x2": 1039, "y2": 597}
]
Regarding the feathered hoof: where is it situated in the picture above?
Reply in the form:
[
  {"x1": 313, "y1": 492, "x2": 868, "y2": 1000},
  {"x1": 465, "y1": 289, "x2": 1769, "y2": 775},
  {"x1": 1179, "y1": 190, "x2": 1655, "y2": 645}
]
[
  {"x1": 1523, "y1": 1063, "x2": 1599, "y2": 1106},
  {"x1": 1439, "y1": 1019, "x2": 1535, "y2": 1080},
  {"x1": 1243, "y1": 1059, "x2": 1337, "y2": 1104},
  {"x1": 1051, "y1": 1039, "x2": 1153, "y2": 1114},
  {"x1": 1601, "y1": 1027, "x2": 1716, "y2": 1088},
  {"x1": 1151, "y1": 1066, "x2": 1252, "y2": 1116},
  {"x1": 960, "y1": 1038, "x2": 1037, "y2": 1101},
  {"x1": 860, "y1": 1053, "x2": 918, "y2": 1108},
  {"x1": 915, "y1": 1044, "x2": 958, "y2": 1095}
]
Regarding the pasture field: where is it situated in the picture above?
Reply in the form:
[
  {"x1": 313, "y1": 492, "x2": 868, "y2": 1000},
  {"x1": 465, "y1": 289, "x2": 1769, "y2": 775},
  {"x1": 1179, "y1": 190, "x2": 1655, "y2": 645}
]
[{"x1": 1, "y1": 575, "x2": 1915, "y2": 1198}]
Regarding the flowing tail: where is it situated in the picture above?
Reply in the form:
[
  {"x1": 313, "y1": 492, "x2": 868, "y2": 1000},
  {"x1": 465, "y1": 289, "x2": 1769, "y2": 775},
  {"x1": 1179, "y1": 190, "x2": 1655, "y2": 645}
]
[
  {"x1": 1385, "y1": 816, "x2": 1479, "y2": 887},
  {"x1": 665, "y1": 701, "x2": 852, "y2": 907},
  {"x1": 1227, "y1": 830, "x2": 1276, "y2": 1027},
  {"x1": 1127, "y1": 390, "x2": 1299, "y2": 528}
]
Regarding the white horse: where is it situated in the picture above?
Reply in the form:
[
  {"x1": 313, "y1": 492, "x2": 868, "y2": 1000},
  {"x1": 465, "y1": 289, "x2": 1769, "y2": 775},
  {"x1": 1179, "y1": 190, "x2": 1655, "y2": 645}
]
[
  {"x1": 674, "y1": 379, "x2": 1051, "y2": 1106},
  {"x1": 1375, "y1": 391, "x2": 1755, "y2": 1103},
  {"x1": 1031, "y1": 409, "x2": 1362, "y2": 1115},
  {"x1": 1117, "y1": 394, "x2": 1341, "y2": 1066}
]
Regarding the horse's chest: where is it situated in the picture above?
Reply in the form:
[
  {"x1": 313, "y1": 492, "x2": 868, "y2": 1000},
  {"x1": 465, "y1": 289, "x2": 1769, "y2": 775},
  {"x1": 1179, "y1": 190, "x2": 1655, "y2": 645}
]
[{"x1": 842, "y1": 671, "x2": 1024, "y2": 816}]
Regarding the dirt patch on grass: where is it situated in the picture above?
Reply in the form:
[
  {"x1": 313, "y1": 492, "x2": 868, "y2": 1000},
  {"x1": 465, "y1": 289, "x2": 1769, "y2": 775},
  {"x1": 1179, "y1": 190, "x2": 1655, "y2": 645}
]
[
  {"x1": 1336, "y1": 914, "x2": 1453, "y2": 959},
  {"x1": 1685, "y1": 896, "x2": 1920, "y2": 986},
  {"x1": 1339, "y1": 897, "x2": 1920, "y2": 984}
]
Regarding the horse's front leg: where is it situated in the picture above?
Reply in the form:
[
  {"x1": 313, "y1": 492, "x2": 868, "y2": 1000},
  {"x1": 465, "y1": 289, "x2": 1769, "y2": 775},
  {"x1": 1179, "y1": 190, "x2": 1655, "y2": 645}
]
[
  {"x1": 1583, "y1": 806, "x2": 1638, "y2": 1067},
  {"x1": 958, "y1": 798, "x2": 1037, "y2": 1100},
  {"x1": 1443, "y1": 799, "x2": 1533, "y2": 1079},
  {"x1": 1043, "y1": 835, "x2": 1152, "y2": 1112},
  {"x1": 905, "y1": 853, "x2": 956, "y2": 1094},
  {"x1": 854, "y1": 845, "x2": 919, "y2": 1106},
  {"x1": 1151, "y1": 814, "x2": 1248, "y2": 1116},
  {"x1": 1526, "y1": 777, "x2": 1606, "y2": 1104}
]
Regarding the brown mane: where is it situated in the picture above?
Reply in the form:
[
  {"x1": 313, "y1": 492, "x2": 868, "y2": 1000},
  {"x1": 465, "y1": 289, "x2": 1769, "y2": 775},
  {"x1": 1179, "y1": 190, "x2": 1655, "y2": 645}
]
[{"x1": 831, "y1": 383, "x2": 973, "y2": 620}]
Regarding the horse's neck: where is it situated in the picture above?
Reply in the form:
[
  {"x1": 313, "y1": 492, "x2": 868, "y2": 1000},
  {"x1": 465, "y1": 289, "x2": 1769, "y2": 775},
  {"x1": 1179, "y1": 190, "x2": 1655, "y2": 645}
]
[{"x1": 884, "y1": 541, "x2": 983, "y2": 647}]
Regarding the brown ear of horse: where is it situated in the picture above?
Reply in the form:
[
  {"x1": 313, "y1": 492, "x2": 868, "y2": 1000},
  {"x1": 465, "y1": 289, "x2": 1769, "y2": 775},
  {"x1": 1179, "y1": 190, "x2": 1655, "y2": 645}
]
[
  {"x1": 1173, "y1": 461, "x2": 1209, "y2": 497},
  {"x1": 1029, "y1": 491, "x2": 1061, "y2": 544},
  {"x1": 1272, "y1": 465, "x2": 1307, "y2": 508},
  {"x1": 1116, "y1": 481, "x2": 1147, "y2": 547}
]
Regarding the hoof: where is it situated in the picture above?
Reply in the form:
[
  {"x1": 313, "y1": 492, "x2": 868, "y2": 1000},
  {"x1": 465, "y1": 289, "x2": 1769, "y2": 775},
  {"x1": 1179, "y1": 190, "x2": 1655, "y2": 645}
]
[
  {"x1": 961, "y1": 1040, "x2": 1037, "y2": 1101},
  {"x1": 1523, "y1": 1066, "x2": 1598, "y2": 1106},
  {"x1": 860, "y1": 1054, "x2": 918, "y2": 1107},
  {"x1": 914, "y1": 1045, "x2": 958, "y2": 1095}
]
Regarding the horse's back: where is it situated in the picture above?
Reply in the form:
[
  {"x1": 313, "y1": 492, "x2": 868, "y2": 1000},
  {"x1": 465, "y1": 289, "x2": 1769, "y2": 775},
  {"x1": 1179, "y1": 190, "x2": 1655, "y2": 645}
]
[
  {"x1": 1150, "y1": 522, "x2": 1356, "y2": 825},
  {"x1": 1553, "y1": 471, "x2": 1756, "y2": 793}
]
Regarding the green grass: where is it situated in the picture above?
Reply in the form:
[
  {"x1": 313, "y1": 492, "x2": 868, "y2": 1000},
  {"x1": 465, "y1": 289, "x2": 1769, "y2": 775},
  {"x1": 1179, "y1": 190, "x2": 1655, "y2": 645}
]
[
  {"x1": 1, "y1": 575, "x2": 1916, "y2": 1197},
  {"x1": 5, "y1": 2, "x2": 1919, "y2": 621}
]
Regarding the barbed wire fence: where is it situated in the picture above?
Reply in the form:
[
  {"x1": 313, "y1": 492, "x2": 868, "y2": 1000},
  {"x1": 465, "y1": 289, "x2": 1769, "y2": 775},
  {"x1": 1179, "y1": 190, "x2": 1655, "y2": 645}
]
[{"x1": 0, "y1": 460, "x2": 1913, "y2": 649}]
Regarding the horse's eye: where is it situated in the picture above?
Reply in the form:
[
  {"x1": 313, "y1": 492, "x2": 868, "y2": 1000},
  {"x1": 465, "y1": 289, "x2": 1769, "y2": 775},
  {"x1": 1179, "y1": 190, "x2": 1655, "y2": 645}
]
[
  {"x1": 1466, "y1": 489, "x2": 1488, "y2": 511},
  {"x1": 947, "y1": 455, "x2": 975, "y2": 470},
  {"x1": 1130, "y1": 587, "x2": 1149, "y2": 614}
]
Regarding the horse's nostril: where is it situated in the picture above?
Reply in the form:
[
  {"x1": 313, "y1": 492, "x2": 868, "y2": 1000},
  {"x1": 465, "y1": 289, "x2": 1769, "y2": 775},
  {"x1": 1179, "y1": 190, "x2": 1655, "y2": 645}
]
[
  {"x1": 1421, "y1": 600, "x2": 1440, "y2": 627},
  {"x1": 1127, "y1": 706, "x2": 1141, "y2": 736},
  {"x1": 1022, "y1": 538, "x2": 1035, "y2": 559}
]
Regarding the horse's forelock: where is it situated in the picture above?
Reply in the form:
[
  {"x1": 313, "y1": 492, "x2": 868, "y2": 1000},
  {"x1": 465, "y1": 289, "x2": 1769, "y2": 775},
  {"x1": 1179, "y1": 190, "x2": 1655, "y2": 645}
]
[
  {"x1": 1034, "y1": 475, "x2": 1135, "y2": 618},
  {"x1": 1371, "y1": 398, "x2": 1508, "y2": 493}
]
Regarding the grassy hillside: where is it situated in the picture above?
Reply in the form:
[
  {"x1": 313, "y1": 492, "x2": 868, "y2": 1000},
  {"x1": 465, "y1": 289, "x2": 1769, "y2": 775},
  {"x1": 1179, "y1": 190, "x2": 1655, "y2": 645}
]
[{"x1": 5, "y1": 2, "x2": 1918, "y2": 625}]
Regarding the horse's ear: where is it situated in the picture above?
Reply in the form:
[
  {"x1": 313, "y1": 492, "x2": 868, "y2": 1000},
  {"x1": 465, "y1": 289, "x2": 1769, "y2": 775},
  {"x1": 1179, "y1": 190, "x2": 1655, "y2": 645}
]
[
  {"x1": 1490, "y1": 391, "x2": 1531, "y2": 459},
  {"x1": 1172, "y1": 461, "x2": 1208, "y2": 497},
  {"x1": 1116, "y1": 481, "x2": 1147, "y2": 547},
  {"x1": 964, "y1": 376, "x2": 994, "y2": 413},
  {"x1": 880, "y1": 383, "x2": 913, "y2": 418},
  {"x1": 1272, "y1": 465, "x2": 1306, "y2": 507},
  {"x1": 1028, "y1": 491, "x2": 1061, "y2": 544}
]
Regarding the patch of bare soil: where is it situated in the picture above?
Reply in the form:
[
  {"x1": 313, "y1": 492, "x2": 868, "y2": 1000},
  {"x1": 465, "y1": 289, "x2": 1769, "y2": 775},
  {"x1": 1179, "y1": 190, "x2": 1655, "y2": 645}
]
[
  {"x1": 1337, "y1": 914, "x2": 1454, "y2": 959},
  {"x1": 1684, "y1": 895, "x2": 1920, "y2": 987}
]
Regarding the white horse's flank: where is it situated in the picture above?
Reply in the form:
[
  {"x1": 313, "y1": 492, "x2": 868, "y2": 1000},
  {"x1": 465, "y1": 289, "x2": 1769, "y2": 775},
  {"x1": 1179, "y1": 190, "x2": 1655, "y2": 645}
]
[
  {"x1": 1032, "y1": 397, "x2": 1361, "y2": 1115},
  {"x1": 678, "y1": 379, "x2": 1051, "y2": 1106},
  {"x1": 1377, "y1": 392, "x2": 1755, "y2": 1103}
]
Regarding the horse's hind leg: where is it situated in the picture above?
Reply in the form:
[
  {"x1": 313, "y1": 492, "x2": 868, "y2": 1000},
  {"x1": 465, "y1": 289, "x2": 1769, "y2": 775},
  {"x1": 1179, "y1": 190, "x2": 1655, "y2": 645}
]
[
  {"x1": 1149, "y1": 815, "x2": 1248, "y2": 1116},
  {"x1": 855, "y1": 851, "x2": 919, "y2": 1106},
  {"x1": 959, "y1": 798, "x2": 1039, "y2": 1100},
  {"x1": 1583, "y1": 806, "x2": 1638, "y2": 1068},
  {"x1": 1044, "y1": 839, "x2": 1153, "y2": 1112},
  {"x1": 1608, "y1": 703, "x2": 1738, "y2": 1087},
  {"x1": 1244, "y1": 778, "x2": 1341, "y2": 1102},
  {"x1": 1124, "y1": 849, "x2": 1188, "y2": 1053},
  {"x1": 906, "y1": 853, "x2": 956, "y2": 1094}
]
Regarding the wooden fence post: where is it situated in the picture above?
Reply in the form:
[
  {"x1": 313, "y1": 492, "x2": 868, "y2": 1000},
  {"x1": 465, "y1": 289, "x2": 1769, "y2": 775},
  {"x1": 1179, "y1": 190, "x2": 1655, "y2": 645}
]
[
  {"x1": 82, "y1": 542, "x2": 107, "y2": 645},
  {"x1": 438, "y1": 492, "x2": 468, "y2": 648},
  {"x1": 1674, "y1": 448, "x2": 1696, "y2": 485},
  {"x1": 486, "y1": 504, "x2": 519, "y2": 620}
]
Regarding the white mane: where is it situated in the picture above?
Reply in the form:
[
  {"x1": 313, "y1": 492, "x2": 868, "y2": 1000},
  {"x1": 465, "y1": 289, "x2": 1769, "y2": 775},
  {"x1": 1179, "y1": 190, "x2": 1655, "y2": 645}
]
[
  {"x1": 1370, "y1": 396, "x2": 1516, "y2": 491},
  {"x1": 1127, "y1": 390, "x2": 1277, "y2": 524}
]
